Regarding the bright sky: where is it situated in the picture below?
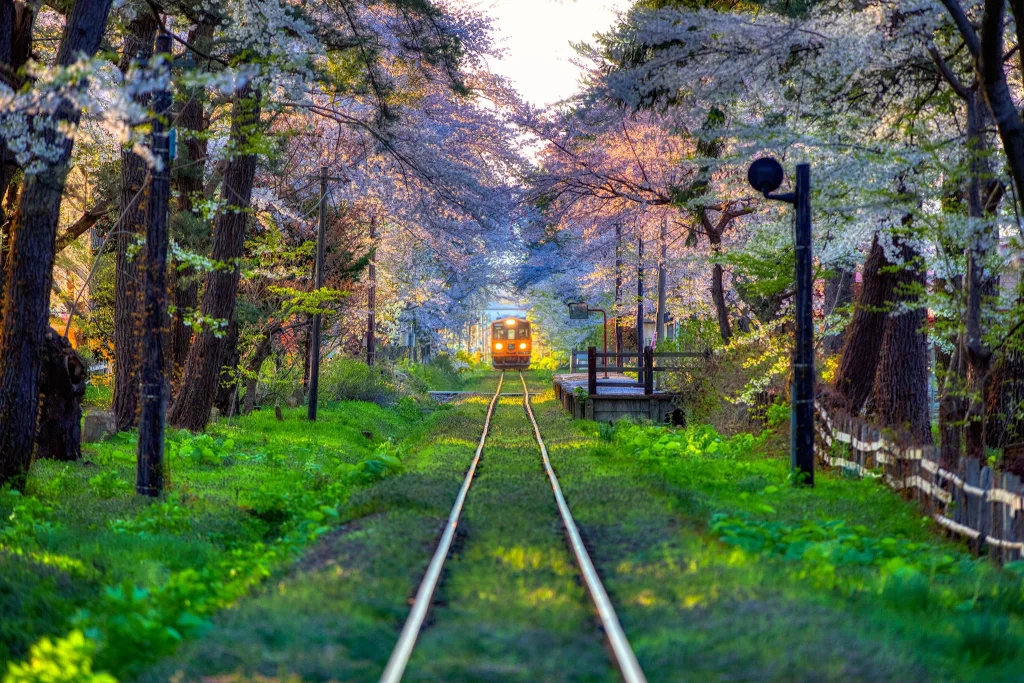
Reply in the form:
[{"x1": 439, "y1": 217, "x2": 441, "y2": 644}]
[{"x1": 483, "y1": 0, "x2": 632, "y2": 107}]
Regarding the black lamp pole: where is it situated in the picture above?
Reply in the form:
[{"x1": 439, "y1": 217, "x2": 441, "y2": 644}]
[{"x1": 748, "y1": 158, "x2": 814, "y2": 486}]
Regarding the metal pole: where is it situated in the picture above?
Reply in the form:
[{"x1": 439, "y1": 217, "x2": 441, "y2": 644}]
[
  {"x1": 308, "y1": 165, "x2": 327, "y2": 421},
  {"x1": 637, "y1": 236, "x2": 644, "y2": 377},
  {"x1": 137, "y1": 33, "x2": 172, "y2": 497},
  {"x1": 792, "y1": 163, "x2": 815, "y2": 485},
  {"x1": 367, "y1": 216, "x2": 376, "y2": 367}
]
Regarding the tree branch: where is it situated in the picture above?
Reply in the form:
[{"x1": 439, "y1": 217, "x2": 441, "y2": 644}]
[
  {"x1": 928, "y1": 44, "x2": 970, "y2": 98},
  {"x1": 940, "y1": 0, "x2": 982, "y2": 57},
  {"x1": 55, "y1": 203, "x2": 109, "y2": 253}
]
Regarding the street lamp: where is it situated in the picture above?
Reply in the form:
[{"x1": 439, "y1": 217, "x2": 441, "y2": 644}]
[
  {"x1": 568, "y1": 302, "x2": 609, "y2": 378},
  {"x1": 748, "y1": 157, "x2": 814, "y2": 486}
]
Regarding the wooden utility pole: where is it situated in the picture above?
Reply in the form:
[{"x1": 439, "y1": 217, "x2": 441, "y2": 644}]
[
  {"x1": 636, "y1": 236, "x2": 644, "y2": 376},
  {"x1": 367, "y1": 216, "x2": 377, "y2": 366},
  {"x1": 136, "y1": 32, "x2": 172, "y2": 497},
  {"x1": 308, "y1": 166, "x2": 327, "y2": 421},
  {"x1": 615, "y1": 223, "x2": 623, "y2": 368},
  {"x1": 656, "y1": 218, "x2": 667, "y2": 345}
]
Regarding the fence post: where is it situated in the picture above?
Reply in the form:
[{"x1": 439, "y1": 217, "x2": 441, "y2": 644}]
[
  {"x1": 587, "y1": 346, "x2": 597, "y2": 396},
  {"x1": 643, "y1": 347, "x2": 654, "y2": 395}
]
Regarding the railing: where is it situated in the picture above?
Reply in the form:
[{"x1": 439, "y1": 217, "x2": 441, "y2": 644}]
[
  {"x1": 581, "y1": 347, "x2": 704, "y2": 396},
  {"x1": 814, "y1": 395, "x2": 1024, "y2": 563}
]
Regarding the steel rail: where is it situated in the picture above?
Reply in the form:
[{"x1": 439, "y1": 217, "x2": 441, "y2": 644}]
[
  {"x1": 519, "y1": 374, "x2": 648, "y2": 683},
  {"x1": 379, "y1": 372, "x2": 505, "y2": 683}
]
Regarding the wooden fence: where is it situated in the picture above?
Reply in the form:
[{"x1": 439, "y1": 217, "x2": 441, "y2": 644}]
[{"x1": 813, "y1": 398, "x2": 1024, "y2": 562}]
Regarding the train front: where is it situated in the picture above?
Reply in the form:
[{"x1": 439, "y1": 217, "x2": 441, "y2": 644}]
[{"x1": 491, "y1": 317, "x2": 531, "y2": 370}]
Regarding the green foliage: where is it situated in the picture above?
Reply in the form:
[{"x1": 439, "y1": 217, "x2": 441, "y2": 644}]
[
  {"x1": 337, "y1": 442, "x2": 405, "y2": 486},
  {"x1": 167, "y1": 432, "x2": 236, "y2": 467},
  {"x1": 108, "y1": 497, "x2": 192, "y2": 536},
  {"x1": 4, "y1": 630, "x2": 116, "y2": 683},
  {"x1": 2, "y1": 398, "x2": 426, "y2": 679},
  {"x1": 321, "y1": 357, "x2": 400, "y2": 405},
  {"x1": 1, "y1": 490, "x2": 57, "y2": 547},
  {"x1": 86, "y1": 471, "x2": 128, "y2": 500},
  {"x1": 615, "y1": 421, "x2": 763, "y2": 462},
  {"x1": 710, "y1": 514, "x2": 960, "y2": 594},
  {"x1": 765, "y1": 400, "x2": 788, "y2": 428}
]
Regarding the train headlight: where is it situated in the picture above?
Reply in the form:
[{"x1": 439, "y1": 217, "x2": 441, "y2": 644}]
[
  {"x1": 494, "y1": 342, "x2": 503, "y2": 350},
  {"x1": 505, "y1": 318, "x2": 517, "y2": 326},
  {"x1": 519, "y1": 342, "x2": 527, "y2": 350}
]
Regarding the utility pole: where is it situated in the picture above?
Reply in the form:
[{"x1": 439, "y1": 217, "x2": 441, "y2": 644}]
[
  {"x1": 367, "y1": 216, "x2": 376, "y2": 366},
  {"x1": 636, "y1": 236, "x2": 644, "y2": 377},
  {"x1": 308, "y1": 165, "x2": 327, "y2": 421},
  {"x1": 656, "y1": 218, "x2": 667, "y2": 346},
  {"x1": 615, "y1": 223, "x2": 623, "y2": 368},
  {"x1": 136, "y1": 32, "x2": 172, "y2": 497}
]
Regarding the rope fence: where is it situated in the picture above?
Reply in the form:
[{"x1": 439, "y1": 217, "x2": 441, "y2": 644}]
[{"x1": 813, "y1": 398, "x2": 1024, "y2": 563}]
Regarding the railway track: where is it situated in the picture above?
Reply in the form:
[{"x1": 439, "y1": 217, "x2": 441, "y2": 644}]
[{"x1": 380, "y1": 372, "x2": 647, "y2": 683}]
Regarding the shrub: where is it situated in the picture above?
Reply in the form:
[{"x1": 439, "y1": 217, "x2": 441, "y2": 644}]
[
  {"x1": 320, "y1": 357, "x2": 401, "y2": 405},
  {"x1": 88, "y1": 470, "x2": 129, "y2": 499}
]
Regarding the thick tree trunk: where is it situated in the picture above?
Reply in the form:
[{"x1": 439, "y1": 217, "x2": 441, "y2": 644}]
[
  {"x1": 0, "y1": 0, "x2": 113, "y2": 489},
  {"x1": 35, "y1": 329, "x2": 87, "y2": 461},
  {"x1": 168, "y1": 86, "x2": 260, "y2": 431},
  {"x1": 169, "y1": 23, "x2": 212, "y2": 384},
  {"x1": 872, "y1": 242, "x2": 932, "y2": 443},
  {"x1": 822, "y1": 268, "x2": 854, "y2": 355},
  {"x1": 112, "y1": 15, "x2": 157, "y2": 432},
  {"x1": 834, "y1": 235, "x2": 900, "y2": 413},
  {"x1": 213, "y1": 317, "x2": 240, "y2": 416},
  {"x1": 0, "y1": 1, "x2": 35, "y2": 322}
]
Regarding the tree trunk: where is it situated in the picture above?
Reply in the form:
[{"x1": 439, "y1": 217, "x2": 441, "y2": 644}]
[
  {"x1": 35, "y1": 329, "x2": 87, "y2": 461},
  {"x1": 872, "y1": 241, "x2": 932, "y2": 443},
  {"x1": 214, "y1": 317, "x2": 240, "y2": 416},
  {"x1": 834, "y1": 235, "x2": 900, "y2": 413},
  {"x1": 0, "y1": 0, "x2": 113, "y2": 489},
  {"x1": 112, "y1": 14, "x2": 157, "y2": 432},
  {"x1": 168, "y1": 86, "x2": 260, "y2": 432},
  {"x1": 169, "y1": 22, "x2": 212, "y2": 384},
  {"x1": 822, "y1": 268, "x2": 854, "y2": 355},
  {"x1": 707, "y1": 228, "x2": 732, "y2": 342},
  {"x1": 0, "y1": 1, "x2": 35, "y2": 322},
  {"x1": 242, "y1": 326, "x2": 278, "y2": 415}
]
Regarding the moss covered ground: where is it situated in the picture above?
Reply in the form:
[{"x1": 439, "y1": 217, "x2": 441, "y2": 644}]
[{"x1": 6, "y1": 370, "x2": 1024, "y2": 681}]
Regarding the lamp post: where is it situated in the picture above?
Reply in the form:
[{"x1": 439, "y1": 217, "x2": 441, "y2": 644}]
[{"x1": 748, "y1": 157, "x2": 814, "y2": 486}]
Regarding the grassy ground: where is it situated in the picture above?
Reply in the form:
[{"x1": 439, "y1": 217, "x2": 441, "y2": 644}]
[
  {"x1": 9, "y1": 368, "x2": 1024, "y2": 681},
  {"x1": 1, "y1": 400, "x2": 429, "y2": 678},
  {"x1": 534, "y1": 393, "x2": 1024, "y2": 681}
]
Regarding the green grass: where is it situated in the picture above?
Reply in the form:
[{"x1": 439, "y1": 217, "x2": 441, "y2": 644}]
[
  {"x1": 11, "y1": 369, "x2": 1024, "y2": 681},
  {"x1": 0, "y1": 401, "x2": 429, "y2": 678},
  {"x1": 534, "y1": 395, "x2": 1024, "y2": 681}
]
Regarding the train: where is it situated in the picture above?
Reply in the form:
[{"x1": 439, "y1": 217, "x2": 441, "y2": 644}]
[{"x1": 491, "y1": 317, "x2": 531, "y2": 370}]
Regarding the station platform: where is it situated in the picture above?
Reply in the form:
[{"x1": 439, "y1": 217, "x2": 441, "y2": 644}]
[{"x1": 552, "y1": 373, "x2": 684, "y2": 425}]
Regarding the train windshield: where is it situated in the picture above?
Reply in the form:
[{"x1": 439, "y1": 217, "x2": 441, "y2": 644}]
[{"x1": 493, "y1": 322, "x2": 529, "y2": 340}]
